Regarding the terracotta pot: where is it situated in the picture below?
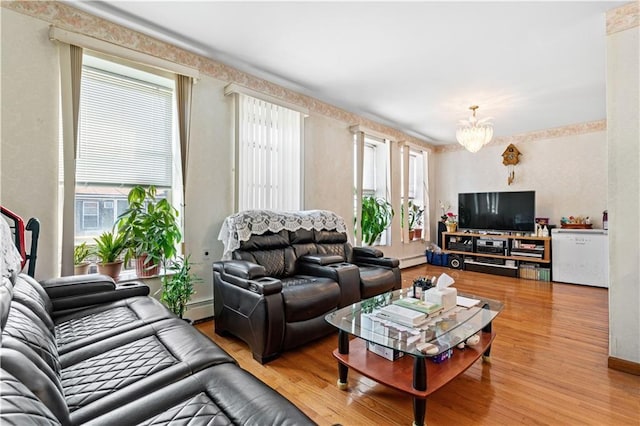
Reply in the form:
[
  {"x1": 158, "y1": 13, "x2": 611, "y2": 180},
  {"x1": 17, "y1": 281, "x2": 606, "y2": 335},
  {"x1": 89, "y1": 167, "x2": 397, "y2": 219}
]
[
  {"x1": 409, "y1": 229, "x2": 416, "y2": 240},
  {"x1": 73, "y1": 262, "x2": 90, "y2": 275},
  {"x1": 414, "y1": 228, "x2": 423, "y2": 239},
  {"x1": 446, "y1": 223, "x2": 457, "y2": 233},
  {"x1": 97, "y1": 261, "x2": 123, "y2": 281},
  {"x1": 136, "y1": 254, "x2": 161, "y2": 278}
]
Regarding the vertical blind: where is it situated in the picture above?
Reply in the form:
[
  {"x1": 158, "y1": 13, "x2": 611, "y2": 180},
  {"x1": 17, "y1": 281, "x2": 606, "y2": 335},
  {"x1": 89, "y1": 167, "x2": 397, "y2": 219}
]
[
  {"x1": 238, "y1": 94, "x2": 301, "y2": 211},
  {"x1": 76, "y1": 66, "x2": 173, "y2": 187}
]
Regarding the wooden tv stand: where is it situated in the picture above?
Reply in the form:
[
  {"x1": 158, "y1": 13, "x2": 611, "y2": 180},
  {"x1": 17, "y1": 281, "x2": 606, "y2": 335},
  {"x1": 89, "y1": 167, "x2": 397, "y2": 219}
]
[{"x1": 442, "y1": 232, "x2": 552, "y2": 280}]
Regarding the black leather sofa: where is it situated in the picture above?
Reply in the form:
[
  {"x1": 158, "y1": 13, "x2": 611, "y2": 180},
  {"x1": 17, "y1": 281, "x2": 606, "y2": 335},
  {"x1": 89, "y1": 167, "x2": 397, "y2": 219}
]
[
  {"x1": 214, "y1": 217, "x2": 401, "y2": 364},
  {"x1": 0, "y1": 271, "x2": 315, "y2": 425}
]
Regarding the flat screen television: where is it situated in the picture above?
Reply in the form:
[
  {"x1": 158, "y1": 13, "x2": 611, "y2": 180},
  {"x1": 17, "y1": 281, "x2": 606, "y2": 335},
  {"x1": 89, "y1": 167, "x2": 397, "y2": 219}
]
[{"x1": 458, "y1": 191, "x2": 535, "y2": 232}]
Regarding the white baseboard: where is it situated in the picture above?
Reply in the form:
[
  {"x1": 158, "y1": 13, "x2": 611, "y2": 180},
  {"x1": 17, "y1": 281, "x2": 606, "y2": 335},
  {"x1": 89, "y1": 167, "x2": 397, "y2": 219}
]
[
  {"x1": 183, "y1": 299, "x2": 214, "y2": 322},
  {"x1": 399, "y1": 255, "x2": 427, "y2": 269}
]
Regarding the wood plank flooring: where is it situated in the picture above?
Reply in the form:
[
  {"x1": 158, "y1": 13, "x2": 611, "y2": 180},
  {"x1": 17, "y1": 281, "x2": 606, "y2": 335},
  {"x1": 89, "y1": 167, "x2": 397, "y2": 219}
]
[{"x1": 196, "y1": 265, "x2": 640, "y2": 425}]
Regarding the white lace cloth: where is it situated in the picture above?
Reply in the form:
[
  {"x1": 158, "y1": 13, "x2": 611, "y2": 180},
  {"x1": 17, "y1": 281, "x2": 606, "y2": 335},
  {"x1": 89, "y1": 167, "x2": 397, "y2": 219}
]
[
  {"x1": 218, "y1": 210, "x2": 347, "y2": 260},
  {"x1": 2, "y1": 217, "x2": 23, "y2": 277}
]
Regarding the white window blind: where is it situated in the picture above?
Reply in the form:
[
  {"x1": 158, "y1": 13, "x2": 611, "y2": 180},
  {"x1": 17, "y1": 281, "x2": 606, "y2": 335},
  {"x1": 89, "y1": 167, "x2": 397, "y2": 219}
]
[
  {"x1": 76, "y1": 66, "x2": 173, "y2": 187},
  {"x1": 363, "y1": 143, "x2": 376, "y2": 193},
  {"x1": 238, "y1": 94, "x2": 301, "y2": 211}
]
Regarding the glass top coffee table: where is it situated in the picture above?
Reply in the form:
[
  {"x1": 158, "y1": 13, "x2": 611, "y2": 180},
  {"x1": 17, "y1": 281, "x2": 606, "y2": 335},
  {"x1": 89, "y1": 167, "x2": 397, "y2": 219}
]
[{"x1": 325, "y1": 288, "x2": 503, "y2": 426}]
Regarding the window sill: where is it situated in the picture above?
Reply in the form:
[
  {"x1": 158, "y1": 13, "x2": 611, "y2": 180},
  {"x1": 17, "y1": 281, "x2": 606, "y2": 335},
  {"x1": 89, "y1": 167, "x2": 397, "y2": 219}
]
[{"x1": 117, "y1": 268, "x2": 175, "y2": 283}]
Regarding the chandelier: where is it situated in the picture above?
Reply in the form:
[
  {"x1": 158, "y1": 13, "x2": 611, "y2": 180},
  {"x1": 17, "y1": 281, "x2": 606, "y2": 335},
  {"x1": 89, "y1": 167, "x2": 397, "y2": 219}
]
[{"x1": 456, "y1": 105, "x2": 494, "y2": 153}]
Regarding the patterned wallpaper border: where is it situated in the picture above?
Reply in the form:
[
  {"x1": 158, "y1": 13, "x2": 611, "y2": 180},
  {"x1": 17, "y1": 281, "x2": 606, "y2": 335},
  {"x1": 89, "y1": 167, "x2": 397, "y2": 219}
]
[
  {"x1": 4, "y1": 1, "x2": 613, "y2": 154},
  {"x1": 435, "y1": 120, "x2": 607, "y2": 154},
  {"x1": 2, "y1": 0, "x2": 432, "y2": 149},
  {"x1": 606, "y1": 1, "x2": 639, "y2": 35}
]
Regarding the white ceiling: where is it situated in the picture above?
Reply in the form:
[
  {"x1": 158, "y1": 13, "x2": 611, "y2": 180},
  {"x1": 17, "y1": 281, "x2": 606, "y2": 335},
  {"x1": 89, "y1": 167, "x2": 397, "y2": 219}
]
[{"x1": 68, "y1": 1, "x2": 625, "y2": 146}]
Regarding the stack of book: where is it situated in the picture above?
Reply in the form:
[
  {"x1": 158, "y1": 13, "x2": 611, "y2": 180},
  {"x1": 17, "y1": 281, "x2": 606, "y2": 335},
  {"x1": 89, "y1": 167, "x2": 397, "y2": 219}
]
[
  {"x1": 392, "y1": 298, "x2": 444, "y2": 316},
  {"x1": 376, "y1": 304, "x2": 428, "y2": 327}
]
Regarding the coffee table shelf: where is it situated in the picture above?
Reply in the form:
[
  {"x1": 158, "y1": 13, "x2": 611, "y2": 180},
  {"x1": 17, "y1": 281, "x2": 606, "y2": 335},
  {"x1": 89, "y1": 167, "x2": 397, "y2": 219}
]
[
  {"x1": 326, "y1": 288, "x2": 502, "y2": 425},
  {"x1": 332, "y1": 331, "x2": 495, "y2": 398}
]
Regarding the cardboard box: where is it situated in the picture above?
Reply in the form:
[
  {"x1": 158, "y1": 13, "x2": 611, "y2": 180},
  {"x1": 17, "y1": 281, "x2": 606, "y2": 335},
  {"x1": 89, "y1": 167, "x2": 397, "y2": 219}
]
[{"x1": 367, "y1": 342, "x2": 404, "y2": 361}]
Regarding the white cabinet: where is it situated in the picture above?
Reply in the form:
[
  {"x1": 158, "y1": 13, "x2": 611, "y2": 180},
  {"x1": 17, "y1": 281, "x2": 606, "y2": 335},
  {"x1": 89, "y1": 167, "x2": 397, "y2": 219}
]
[{"x1": 551, "y1": 229, "x2": 609, "y2": 287}]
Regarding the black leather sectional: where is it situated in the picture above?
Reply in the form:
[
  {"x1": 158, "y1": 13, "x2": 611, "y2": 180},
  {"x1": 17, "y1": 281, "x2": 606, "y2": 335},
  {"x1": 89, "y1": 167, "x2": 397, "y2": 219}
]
[
  {"x1": 0, "y1": 272, "x2": 315, "y2": 425},
  {"x1": 214, "y1": 228, "x2": 401, "y2": 364}
]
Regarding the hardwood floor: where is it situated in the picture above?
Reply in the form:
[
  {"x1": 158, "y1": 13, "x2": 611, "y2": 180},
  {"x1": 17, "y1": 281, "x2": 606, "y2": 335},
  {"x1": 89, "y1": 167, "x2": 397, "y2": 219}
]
[{"x1": 197, "y1": 265, "x2": 640, "y2": 425}]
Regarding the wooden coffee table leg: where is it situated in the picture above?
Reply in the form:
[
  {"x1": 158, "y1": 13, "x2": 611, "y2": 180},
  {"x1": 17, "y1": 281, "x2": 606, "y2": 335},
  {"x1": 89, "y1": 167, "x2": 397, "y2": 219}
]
[
  {"x1": 337, "y1": 330, "x2": 349, "y2": 389},
  {"x1": 412, "y1": 356, "x2": 427, "y2": 426}
]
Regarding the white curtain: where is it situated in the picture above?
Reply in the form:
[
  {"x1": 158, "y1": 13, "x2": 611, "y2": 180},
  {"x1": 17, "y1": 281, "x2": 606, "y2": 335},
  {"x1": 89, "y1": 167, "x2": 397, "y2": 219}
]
[{"x1": 238, "y1": 94, "x2": 301, "y2": 211}]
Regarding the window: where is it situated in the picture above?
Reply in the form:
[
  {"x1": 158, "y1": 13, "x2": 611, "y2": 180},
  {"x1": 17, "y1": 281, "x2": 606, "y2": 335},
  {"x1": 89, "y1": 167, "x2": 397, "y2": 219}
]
[
  {"x1": 401, "y1": 146, "x2": 429, "y2": 241},
  {"x1": 354, "y1": 134, "x2": 392, "y2": 245},
  {"x1": 74, "y1": 54, "x2": 178, "y2": 245},
  {"x1": 237, "y1": 93, "x2": 302, "y2": 211}
]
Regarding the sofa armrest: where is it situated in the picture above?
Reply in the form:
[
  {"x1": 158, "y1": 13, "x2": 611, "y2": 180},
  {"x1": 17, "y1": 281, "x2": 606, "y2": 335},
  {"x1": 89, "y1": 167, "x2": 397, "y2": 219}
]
[
  {"x1": 40, "y1": 274, "x2": 116, "y2": 298},
  {"x1": 40, "y1": 274, "x2": 150, "y2": 313},
  {"x1": 353, "y1": 256, "x2": 400, "y2": 268},
  {"x1": 299, "y1": 254, "x2": 345, "y2": 265},
  {"x1": 297, "y1": 261, "x2": 361, "y2": 307},
  {"x1": 352, "y1": 246, "x2": 384, "y2": 258},
  {"x1": 219, "y1": 260, "x2": 267, "y2": 280},
  {"x1": 214, "y1": 261, "x2": 282, "y2": 295}
]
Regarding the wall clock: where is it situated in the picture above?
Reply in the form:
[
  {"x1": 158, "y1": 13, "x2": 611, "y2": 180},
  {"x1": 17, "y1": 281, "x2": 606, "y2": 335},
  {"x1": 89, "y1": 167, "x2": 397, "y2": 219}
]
[{"x1": 501, "y1": 144, "x2": 521, "y2": 185}]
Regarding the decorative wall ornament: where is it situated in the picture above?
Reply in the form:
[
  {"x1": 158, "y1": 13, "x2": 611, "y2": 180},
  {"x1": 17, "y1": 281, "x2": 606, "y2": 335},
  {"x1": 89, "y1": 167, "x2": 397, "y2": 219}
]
[{"x1": 501, "y1": 143, "x2": 521, "y2": 185}]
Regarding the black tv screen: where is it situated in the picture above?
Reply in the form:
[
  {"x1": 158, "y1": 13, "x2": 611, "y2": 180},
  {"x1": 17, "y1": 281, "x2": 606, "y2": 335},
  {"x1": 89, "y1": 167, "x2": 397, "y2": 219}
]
[{"x1": 458, "y1": 191, "x2": 535, "y2": 232}]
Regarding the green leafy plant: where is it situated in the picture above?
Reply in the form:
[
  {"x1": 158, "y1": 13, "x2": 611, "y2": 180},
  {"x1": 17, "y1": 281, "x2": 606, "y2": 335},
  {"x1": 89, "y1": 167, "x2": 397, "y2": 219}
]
[
  {"x1": 360, "y1": 196, "x2": 394, "y2": 246},
  {"x1": 408, "y1": 201, "x2": 425, "y2": 230},
  {"x1": 158, "y1": 255, "x2": 201, "y2": 318},
  {"x1": 117, "y1": 185, "x2": 182, "y2": 271},
  {"x1": 401, "y1": 200, "x2": 425, "y2": 231},
  {"x1": 73, "y1": 242, "x2": 92, "y2": 265},
  {"x1": 94, "y1": 231, "x2": 127, "y2": 264}
]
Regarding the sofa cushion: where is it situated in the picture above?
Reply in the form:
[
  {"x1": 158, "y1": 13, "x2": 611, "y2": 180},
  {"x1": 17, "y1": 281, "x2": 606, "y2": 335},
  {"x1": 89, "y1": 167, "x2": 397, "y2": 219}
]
[
  {"x1": 281, "y1": 276, "x2": 341, "y2": 322},
  {"x1": 0, "y1": 368, "x2": 62, "y2": 426},
  {"x1": 235, "y1": 246, "x2": 297, "y2": 278},
  {"x1": 53, "y1": 297, "x2": 173, "y2": 352},
  {"x1": 3, "y1": 302, "x2": 60, "y2": 376},
  {"x1": 85, "y1": 364, "x2": 315, "y2": 426}
]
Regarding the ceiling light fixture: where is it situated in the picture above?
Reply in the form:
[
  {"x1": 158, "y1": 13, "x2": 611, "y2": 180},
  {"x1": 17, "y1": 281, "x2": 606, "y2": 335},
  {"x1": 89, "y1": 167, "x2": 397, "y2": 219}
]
[{"x1": 456, "y1": 105, "x2": 494, "y2": 153}]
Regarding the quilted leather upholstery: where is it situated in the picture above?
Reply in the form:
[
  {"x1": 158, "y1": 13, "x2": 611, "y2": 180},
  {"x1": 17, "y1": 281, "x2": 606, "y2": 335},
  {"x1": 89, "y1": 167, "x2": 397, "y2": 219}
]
[
  {"x1": 0, "y1": 369, "x2": 61, "y2": 426},
  {"x1": 55, "y1": 306, "x2": 136, "y2": 346},
  {"x1": 62, "y1": 335, "x2": 178, "y2": 412},
  {"x1": 137, "y1": 392, "x2": 231, "y2": 426},
  {"x1": 1, "y1": 270, "x2": 314, "y2": 425},
  {"x1": 3, "y1": 302, "x2": 60, "y2": 375}
]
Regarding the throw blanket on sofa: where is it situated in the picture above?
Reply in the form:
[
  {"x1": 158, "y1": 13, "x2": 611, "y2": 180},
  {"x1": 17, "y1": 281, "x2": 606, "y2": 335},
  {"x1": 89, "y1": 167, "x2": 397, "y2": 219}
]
[{"x1": 218, "y1": 210, "x2": 348, "y2": 259}]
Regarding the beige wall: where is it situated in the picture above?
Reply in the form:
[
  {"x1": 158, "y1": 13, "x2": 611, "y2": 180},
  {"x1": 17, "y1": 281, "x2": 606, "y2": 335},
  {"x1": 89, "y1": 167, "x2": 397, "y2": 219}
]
[
  {"x1": 303, "y1": 114, "x2": 354, "y2": 231},
  {"x1": 432, "y1": 130, "x2": 608, "y2": 243},
  {"x1": 607, "y1": 23, "x2": 639, "y2": 364},
  {"x1": 1, "y1": 9, "x2": 60, "y2": 279},
  {"x1": 0, "y1": 8, "x2": 431, "y2": 319}
]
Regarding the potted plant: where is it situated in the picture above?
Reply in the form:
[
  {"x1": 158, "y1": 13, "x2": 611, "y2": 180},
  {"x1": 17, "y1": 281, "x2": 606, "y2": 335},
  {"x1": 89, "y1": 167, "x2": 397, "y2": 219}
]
[
  {"x1": 117, "y1": 186, "x2": 181, "y2": 278},
  {"x1": 94, "y1": 230, "x2": 127, "y2": 280},
  {"x1": 409, "y1": 202, "x2": 425, "y2": 240},
  {"x1": 401, "y1": 201, "x2": 424, "y2": 241},
  {"x1": 73, "y1": 242, "x2": 92, "y2": 275},
  {"x1": 445, "y1": 212, "x2": 458, "y2": 233},
  {"x1": 360, "y1": 196, "x2": 394, "y2": 246},
  {"x1": 157, "y1": 255, "x2": 201, "y2": 319}
]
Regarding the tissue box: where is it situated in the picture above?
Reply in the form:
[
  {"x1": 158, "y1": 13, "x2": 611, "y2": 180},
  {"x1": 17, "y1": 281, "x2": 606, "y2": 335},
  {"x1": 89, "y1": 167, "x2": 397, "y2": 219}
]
[{"x1": 425, "y1": 287, "x2": 457, "y2": 311}]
